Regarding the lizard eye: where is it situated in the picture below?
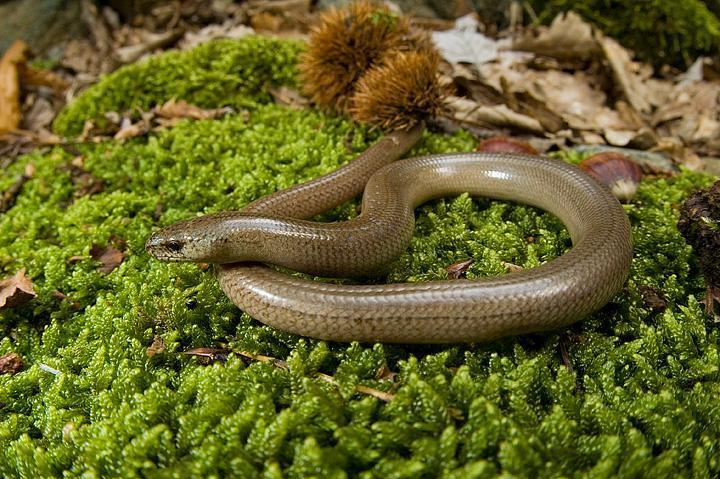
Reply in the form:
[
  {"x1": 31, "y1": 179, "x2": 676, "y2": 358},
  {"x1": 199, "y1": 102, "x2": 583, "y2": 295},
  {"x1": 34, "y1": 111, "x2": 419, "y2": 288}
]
[{"x1": 166, "y1": 240, "x2": 183, "y2": 252}]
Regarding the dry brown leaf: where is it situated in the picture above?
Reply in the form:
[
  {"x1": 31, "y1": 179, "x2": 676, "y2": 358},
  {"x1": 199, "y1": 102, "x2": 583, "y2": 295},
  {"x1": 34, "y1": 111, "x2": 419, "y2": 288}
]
[
  {"x1": 59, "y1": 162, "x2": 105, "y2": 197},
  {"x1": 0, "y1": 167, "x2": 32, "y2": 213},
  {"x1": 446, "y1": 96, "x2": 543, "y2": 133},
  {"x1": 0, "y1": 40, "x2": 29, "y2": 133},
  {"x1": 251, "y1": 12, "x2": 283, "y2": 32},
  {"x1": 23, "y1": 96, "x2": 57, "y2": 131},
  {"x1": 154, "y1": 99, "x2": 232, "y2": 120},
  {"x1": 267, "y1": 86, "x2": 309, "y2": 110},
  {"x1": 502, "y1": 261, "x2": 524, "y2": 273},
  {"x1": 114, "y1": 117, "x2": 150, "y2": 140},
  {"x1": 146, "y1": 336, "x2": 166, "y2": 357},
  {"x1": 80, "y1": 0, "x2": 117, "y2": 74},
  {"x1": 90, "y1": 243, "x2": 125, "y2": 274},
  {"x1": 524, "y1": 70, "x2": 628, "y2": 132},
  {"x1": 599, "y1": 36, "x2": 651, "y2": 114},
  {"x1": 51, "y1": 290, "x2": 81, "y2": 309},
  {"x1": 116, "y1": 30, "x2": 182, "y2": 64},
  {"x1": 183, "y1": 347, "x2": 230, "y2": 365},
  {"x1": 179, "y1": 22, "x2": 254, "y2": 50},
  {"x1": 446, "y1": 258, "x2": 475, "y2": 279},
  {"x1": 19, "y1": 65, "x2": 70, "y2": 93},
  {"x1": 513, "y1": 11, "x2": 600, "y2": 61},
  {"x1": 0, "y1": 269, "x2": 36, "y2": 309},
  {"x1": 0, "y1": 353, "x2": 23, "y2": 375},
  {"x1": 638, "y1": 285, "x2": 667, "y2": 313}
]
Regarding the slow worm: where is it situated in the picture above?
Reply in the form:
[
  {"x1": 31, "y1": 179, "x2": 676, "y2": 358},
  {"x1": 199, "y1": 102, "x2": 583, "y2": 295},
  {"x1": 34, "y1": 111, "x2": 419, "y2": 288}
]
[{"x1": 147, "y1": 124, "x2": 632, "y2": 343}]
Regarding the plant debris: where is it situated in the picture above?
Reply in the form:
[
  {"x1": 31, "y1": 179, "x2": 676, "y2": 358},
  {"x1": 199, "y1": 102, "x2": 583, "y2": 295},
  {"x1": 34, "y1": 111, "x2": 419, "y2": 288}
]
[
  {"x1": 0, "y1": 162, "x2": 34, "y2": 213},
  {"x1": 638, "y1": 285, "x2": 668, "y2": 313},
  {"x1": 0, "y1": 353, "x2": 23, "y2": 375},
  {"x1": 154, "y1": 99, "x2": 233, "y2": 121},
  {"x1": 146, "y1": 336, "x2": 167, "y2": 358},
  {"x1": 0, "y1": 41, "x2": 28, "y2": 133},
  {"x1": 89, "y1": 240, "x2": 126, "y2": 274},
  {"x1": 182, "y1": 347, "x2": 231, "y2": 365},
  {"x1": 446, "y1": 258, "x2": 475, "y2": 279},
  {"x1": 0, "y1": 269, "x2": 36, "y2": 309},
  {"x1": 678, "y1": 180, "x2": 720, "y2": 319}
]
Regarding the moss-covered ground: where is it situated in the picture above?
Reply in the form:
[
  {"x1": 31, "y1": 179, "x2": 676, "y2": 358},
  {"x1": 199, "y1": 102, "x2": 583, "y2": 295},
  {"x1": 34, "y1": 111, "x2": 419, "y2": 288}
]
[{"x1": 1, "y1": 37, "x2": 719, "y2": 477}]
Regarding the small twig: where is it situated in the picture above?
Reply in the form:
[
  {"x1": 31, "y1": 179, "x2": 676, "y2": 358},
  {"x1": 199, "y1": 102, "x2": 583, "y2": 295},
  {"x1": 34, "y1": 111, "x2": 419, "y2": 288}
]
[
  {"x1": 234, "y1": 349, "x2": 465, "y2": 419},
  {"x1": 0, "y1": 173, "x2": 30, "y2": 213},
  {"x1": 237, "y1": 350, "x2": 395, "y2": 401}
]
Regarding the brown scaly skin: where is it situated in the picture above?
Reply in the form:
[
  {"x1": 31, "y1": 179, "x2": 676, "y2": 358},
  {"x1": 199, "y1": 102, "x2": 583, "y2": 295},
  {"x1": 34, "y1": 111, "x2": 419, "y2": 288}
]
[{"x1": 147, "y1": 125, "x2": 632, "y2": 343}]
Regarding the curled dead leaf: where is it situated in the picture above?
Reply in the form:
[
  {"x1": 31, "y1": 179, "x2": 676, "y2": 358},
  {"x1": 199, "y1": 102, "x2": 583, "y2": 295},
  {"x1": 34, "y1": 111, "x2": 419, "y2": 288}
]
[
  {"x1": 447, "y1": 258, "x2": 475, "y2": 279},
  {"x1": 513, "y1": 11, "x2": 600, "y2": 61},
  {"x1": 90, "y1": 243, "x2": 125, "y2": 274},
  {"x1": 113, "y1": 117, "x2": 150, "y2": 140},
  {"x1": 154, "y1": 99, "x2": 232, "y2": 120},
  {"x1": 0, "y1": 353, "x2": 23, "y2": 375},
  {"x1": 267, "y1": 86, "x2": 309, "y2": 110},
  {"x1": 146, "y1": 336, "x2": 167, "y2": 357},
  {"x1": 0, "y1": 269, "x2": 36, "y2": 308},
  {"x1": 0, "y1": 40, "x2": 29, "y2": 133},
  {"x1": 183, "y1": 347, "x2": 230, "y2": 365},
  {"x1": 638, "y1": 285, "x2": 667, "y2": 313},
  {"x1": 19, "y1": 65, "x2": 69, "y2": 94}
]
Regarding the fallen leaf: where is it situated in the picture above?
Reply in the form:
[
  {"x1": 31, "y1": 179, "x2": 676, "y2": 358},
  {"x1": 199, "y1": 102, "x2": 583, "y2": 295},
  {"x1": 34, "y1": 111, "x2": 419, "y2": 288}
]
[
  {"x1": 267, "y1": 86, "x2": 309, "y2": 109},
  {"x1": 375, "y1": 364, "x2": 397, "y2": 382},
  {"x1": 250, "y1": 12, "x2": 283, "y2": 32},
  {"x1": 0, "y1": 269, "x2": 36, "y2": 308},
  {"x1": 59, "y1": 163, "x2": 105, "y2": 197},
  {"x1": 446, "y1": 96, "x2": 544, "y2": 133},
  {"x1": 51, "y1": 290, "x2": 81, "y2": 309},
  {"x1": 154, "y1": 99, "x2": 232, "y2": 120},
  {"x1": 146, "y1": 336, "x2": 166, "y2": 357},
  {"x1": 447, "y1": 258, "x2": 475, "y2": 279},
  {"x1": 179, "y1": 22, "x2": 254, "y2": 50},
  {"x1": 513, "y1": 11, "x2": 600, "y2": 61},
  {"x1": 116, "y1": 30, "x2": 182, "y2": 64},
  {"x1": 0, "y1": 353, "x2": 23, "y2": 375},
  {"x1": 90, "y1": 244, "x2": 125, "y2": 274},
  {"x1": 22, "y1": 96, "x2": 57, "y2": 131},
  {"x1": 502, "y1": 261, "x2": 524, "y2": 273},
  {"x1": 61, "y1": 39, "x2": 104, "y2": 75},
  {"x1": 0, "y1": 167, "x2": 32, "y2": 213},
  {"x1": 183, "y1": 347, "x2": 230, "y2": 365},
  {"x1": 79, "y1": 0, "x2": 117, "y2": 74},
  {"x1": 19, "y1": 65, "x2": 69, "y2": 93},
  {"x1": 432, "y1": 14, "x2": 498, "y2": 69},
  {"x1": 113, "y1": 117, "x2": 149, "y2": 140},
  {"x1": 599, "y1": 36, "x2": 651, "y2": 114},
  {"x1": 523, "y1": 70, "x2": 628, "y2": 132},
  {"x1": 638, "y1": 285, "x2": 667, "y2": 313},
  {"x1": 0, "y1": 40, "x2": 29, "y2": 133}
]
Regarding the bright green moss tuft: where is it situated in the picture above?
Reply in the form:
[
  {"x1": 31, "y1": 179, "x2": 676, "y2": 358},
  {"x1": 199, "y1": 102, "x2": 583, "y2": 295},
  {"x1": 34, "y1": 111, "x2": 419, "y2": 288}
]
[
  {"x1": 2, "y1": 37, "x2": 720, "y2": 477},
  {"x1": 53, "y1": 36, "x2": 303, "y2": 137}
]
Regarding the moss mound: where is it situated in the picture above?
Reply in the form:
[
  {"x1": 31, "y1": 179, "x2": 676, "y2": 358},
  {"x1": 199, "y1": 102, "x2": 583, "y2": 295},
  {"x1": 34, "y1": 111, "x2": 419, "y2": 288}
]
[
  {"x1": 2, "y1": 37, "x2": 720, "y2": 477},
  {"x1": 528, "y1": 0, "x2": 720, "y2": 68},
  {"x1": 53, "y1": 36, "x2": 303, "y2": 137}
]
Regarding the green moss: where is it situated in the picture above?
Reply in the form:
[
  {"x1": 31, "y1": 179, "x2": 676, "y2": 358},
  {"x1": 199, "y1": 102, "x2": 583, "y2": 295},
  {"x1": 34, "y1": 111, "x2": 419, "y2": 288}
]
[
  {"x1": 528, "y1": 0, "x2": 720, "y2": 68},
  {"x1": 53, "y1": 36, "x2": 303, "y2": 137},
  {"x1": 2, "y1": 37, "x2": 720, "y2": 477}
]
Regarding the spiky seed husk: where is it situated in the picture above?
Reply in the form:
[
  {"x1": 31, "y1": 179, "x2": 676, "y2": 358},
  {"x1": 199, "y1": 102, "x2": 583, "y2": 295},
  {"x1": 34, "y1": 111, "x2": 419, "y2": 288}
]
[
  {"x1": 349, "y1": 49, "x2": 449, "y2": 130},
  {"x1": 298, "y1": 1, "x2": 410, "y2": 112}
]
